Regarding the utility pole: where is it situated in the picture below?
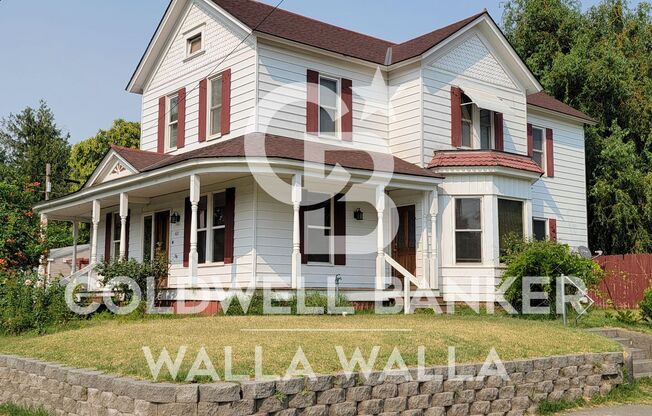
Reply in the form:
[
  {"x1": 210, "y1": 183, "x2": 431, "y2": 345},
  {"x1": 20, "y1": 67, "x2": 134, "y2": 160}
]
[{"x1": 45, "y1": 163, "x2": 51, "y2": 201}]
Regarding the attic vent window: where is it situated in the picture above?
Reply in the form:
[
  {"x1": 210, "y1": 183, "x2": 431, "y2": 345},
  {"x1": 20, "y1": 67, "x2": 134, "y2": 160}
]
[{"x1": 187, "y1": 33, "x2": 203, "y2": 57}]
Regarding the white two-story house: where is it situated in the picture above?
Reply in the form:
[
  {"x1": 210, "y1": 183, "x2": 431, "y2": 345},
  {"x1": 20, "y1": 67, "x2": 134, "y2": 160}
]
[{"x1": 35, "y1": 0, "x2": 595, "y2": 308}]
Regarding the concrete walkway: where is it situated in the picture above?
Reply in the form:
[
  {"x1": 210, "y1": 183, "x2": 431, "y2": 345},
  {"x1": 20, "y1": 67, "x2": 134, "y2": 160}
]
[{"x1": 563, "y1": 405, "x2": 652, "y2": 415}]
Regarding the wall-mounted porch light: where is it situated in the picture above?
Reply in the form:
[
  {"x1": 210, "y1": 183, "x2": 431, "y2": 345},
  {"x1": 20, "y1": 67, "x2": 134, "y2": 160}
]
[
  {"x1": 170, "y1": 211, "x2": 181, "y2": 224},
  {"x1": 353, "y1": 208, "x2": 364, "y2": 221}
]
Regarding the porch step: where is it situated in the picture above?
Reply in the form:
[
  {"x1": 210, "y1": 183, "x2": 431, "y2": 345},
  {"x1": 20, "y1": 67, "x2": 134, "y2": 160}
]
[
  {"x1": 587, "y1": 328, "x2": 620, "y2": 338},
  {"x1": 633, "y1": 359, "x2": 652, "y2": 374},
  {"x1": 626, "y1": 347, "x2": 649, "y2": 361},
  {"x1": 613, "y1": 337, "x2": 633, "y2": 347}
]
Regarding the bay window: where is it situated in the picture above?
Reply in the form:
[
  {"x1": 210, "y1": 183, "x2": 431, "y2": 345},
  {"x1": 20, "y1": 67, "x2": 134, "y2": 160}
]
[
  {"x1": 455, "y1": 198, "x2": 482, "y2": 263},
  {"x1": 498, "y1": 199, "x2": 524, "y2": 256}
]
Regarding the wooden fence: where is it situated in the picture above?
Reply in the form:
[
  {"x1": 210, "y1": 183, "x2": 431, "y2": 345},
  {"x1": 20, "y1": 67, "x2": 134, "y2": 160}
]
[{"x1": 593, "y1": 254, "x2": 652, "y2": 308}]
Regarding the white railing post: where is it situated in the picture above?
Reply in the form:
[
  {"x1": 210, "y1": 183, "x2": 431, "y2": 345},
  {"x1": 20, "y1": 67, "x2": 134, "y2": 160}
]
[
  {"x1": 90, "y1": 200, "x2": 101, "y2": 290},
  {"x1": 375, "y1": 185, "x2": 386, "y2": 290},
  {"x1": 429, "y1": 189, "x2": 439, "y2": 290},
  {"x1": 119, "y1": 193, "x2": 129, "y2": 260},
  {"x1": 291, "y1": 174, "x2": 302, "y2": 289},
  {"x1": 189, "y1": 174, "x2": 201, "y2": 283}
]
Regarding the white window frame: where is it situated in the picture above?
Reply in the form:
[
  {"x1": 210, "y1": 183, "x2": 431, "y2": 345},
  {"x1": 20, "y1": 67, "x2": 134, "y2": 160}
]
[
  {"x1": 196, "y1": 189, "x2": 228, "y2": 267},
  {"x1": 531, "y1": 126, "x2": 546, "y2": 173},
  {"x1": 110, "y1": 212, "x2": 121, "y2": 260},
  {"x1": 532, "y1": 217, "x2": 548, "y2": 241},
  {"x1": 207, "y1": 74, "x2": 223, "y2": 141},
  {"x1": 460, "y1": 101, "x2": 474, "y2": 149},
  {"x1": 141, "y1": 209, "x2": 171, "y2": 262},
  {"x1": 479, "y1": 108, "x2": 494, "y2": 150},
  {"x1": 497, "y1": 197, "x2": 525, "y2": 258},
  {"x1": 317, "y1": 75, "x2": 341, "y2": 139},
  {"x1": 166, "y1": 93, "x2": 179, "y2": 152},
  {"x1": 196, "y1": 196, "x2": 209, "y2": 264},
  {"x1": 305, "y1": 195, "x2": 334, "y2": 265},
  {"x1": 184, "y1": 25, "x2": 205, "y2": 59},
  {"x1": 454, "y1": 197, "x2": 483, "y2": 264}
]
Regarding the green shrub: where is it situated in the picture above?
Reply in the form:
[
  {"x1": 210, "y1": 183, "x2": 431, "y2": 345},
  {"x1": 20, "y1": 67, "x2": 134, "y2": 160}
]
[
  {"x1": 501, "y1": 240, "x2": 603, "y2": 316},
  {"x1": 0, "y1": 271, "x2": 77, "y2": 335},
  {"x1": 221, "y1": 290, "x2": 352, "y2": 315},
  {"x1": 640, "y1": 286, "x2": 652, "y2": 322}
]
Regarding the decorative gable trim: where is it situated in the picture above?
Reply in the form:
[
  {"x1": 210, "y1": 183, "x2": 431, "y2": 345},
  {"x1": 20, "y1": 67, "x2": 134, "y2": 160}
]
[{"x1": 84, "y1": 151, "x2": 139, "y2": 189}]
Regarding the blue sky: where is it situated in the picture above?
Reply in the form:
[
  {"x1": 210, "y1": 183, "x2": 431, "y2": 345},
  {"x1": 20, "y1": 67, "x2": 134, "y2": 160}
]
[{"x1": 0, "y1": 0, "x2": 635, "y2": 144}]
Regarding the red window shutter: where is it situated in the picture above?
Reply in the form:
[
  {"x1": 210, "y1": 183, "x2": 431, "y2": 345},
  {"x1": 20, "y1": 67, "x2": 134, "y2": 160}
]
[
  {"x1": 125, "y1": 210, "x2": 131, "y2": 258},
  {"x1": 306, "y1": 69, "x2": 319, "y2": 134},
  {"x1": 341, "y1": 78, "x2": 353, "y2": 141},
  {"x1": 549, "y1": 218, "x2": 557, "y2": 242},
  {"x1": 198, "y1": 79, "x2": 207, "y2": 142},
  {"x1": 177, "y1": 88, "x2": 186, "y2": 149},
  {"x1": 183, "y1": 197, "x2": 191, "y2": 267},
  {"x1": 157, "y1": 96, "x2": 166, "y2": 153},
  {"x1": 299, "y1": 206, "x2": 307, "y2": 264},
  {"x1": 104, "y1": 213, "x2": 112, "y2": 261},
  {"x1": 224, "y1": 187, "x2": 236, "y2": 264},
  {"x1": 494, "y1": 112, "x2": 504, "y2": 151},
  {"x1": 527, "y1": 123, "x2": 534, "y2": 157},
  {"x1": 334, "y1": 195, "x2": 346, "y2": 265},
  {"x1": 546, "y1": 128, "x2": 554, "y2": 177},
  {"x1": 450, "y1": 86, "x2": 462, "y2": 148},
  {"x1": 221, "y1": 69, "x2": 231, "y2": 136}
]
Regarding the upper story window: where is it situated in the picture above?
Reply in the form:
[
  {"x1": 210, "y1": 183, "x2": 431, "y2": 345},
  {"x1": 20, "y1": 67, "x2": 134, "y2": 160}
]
[
  {"x1": 480, "y1": 109, "x2": 493, "y2": 149},
  {"x1": 532, "y1": 126, "x2": 545, "y2": 168},
  {"x1": 186, "y1": 33, "x2": 203, "y2": 57},
  {"x1": 167, "y1": 93, "x2": 179, "y2": 150},
  {"x1": 455, "y1": 198, "x2": 482, "y2": 263},
  {"x1": 209, "y1": 76, "x2": 223, "y2": 138},
  {"x1": 461, "y1": 94, "x2": 473, "y2": 148},
  {"x1": 319, "y1": 76, "x2": 339, "y2": 136}
]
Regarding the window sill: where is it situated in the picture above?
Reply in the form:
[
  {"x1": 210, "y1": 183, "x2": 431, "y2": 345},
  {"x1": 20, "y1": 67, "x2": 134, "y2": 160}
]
[
  {"x1": 306, "y1": 262, "x2": 334, "y2": 267},
  {"x1": 197, "y1": 262, "x2": 226, "y2": 268},
  {"x1": 184, "y1": 49, "x2": 206, "y2": 63},
  {"x1": 207, "y1": 133, "x2": 223, "y2": 142}
]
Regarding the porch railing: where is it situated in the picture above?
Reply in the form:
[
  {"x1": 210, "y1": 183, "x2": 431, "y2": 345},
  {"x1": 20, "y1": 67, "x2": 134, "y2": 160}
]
[{"x1": 384, "y1": 254, "x2": 423, "y2": 314}]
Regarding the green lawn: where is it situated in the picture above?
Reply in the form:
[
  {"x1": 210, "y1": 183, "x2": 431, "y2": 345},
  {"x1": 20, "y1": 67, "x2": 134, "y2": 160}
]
[
  {"x1": 0, "y1": 314, "x2": 619, "y2": 383},
  {"x1": 0, "y1": 404, "x2": 48, "y2": 416}
]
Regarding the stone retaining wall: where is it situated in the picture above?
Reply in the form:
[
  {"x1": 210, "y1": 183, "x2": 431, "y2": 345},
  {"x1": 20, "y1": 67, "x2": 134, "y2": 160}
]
[{"x1": 0, "y1": 352, "x2": 625, "y2": 416}]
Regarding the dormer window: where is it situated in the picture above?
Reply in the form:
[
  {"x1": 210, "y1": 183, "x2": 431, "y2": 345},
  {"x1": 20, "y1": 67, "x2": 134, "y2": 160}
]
[{"x1": 187, "y1": 33, "x2": 203, "y2": 57}]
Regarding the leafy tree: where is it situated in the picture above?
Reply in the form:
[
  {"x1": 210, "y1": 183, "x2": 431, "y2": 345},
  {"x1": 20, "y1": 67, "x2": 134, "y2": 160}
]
[
  {"x1": 503, "y1": 0, "x2": 652, "y2": 254},
  {"x1": 0, "y1": 101, "x2": 71, "y2": 198},
  {"x1": 69, "y1": 119, "x2": 140, "y2": 188}
]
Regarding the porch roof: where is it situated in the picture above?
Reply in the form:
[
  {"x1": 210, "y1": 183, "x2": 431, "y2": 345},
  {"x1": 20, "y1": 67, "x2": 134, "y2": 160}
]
[
  {"x1": 112, "y1": 133, "x2": 442, "y2": 180},
  {"x1": 427, "y1": 150, "x2": 544, "y2": 175}
]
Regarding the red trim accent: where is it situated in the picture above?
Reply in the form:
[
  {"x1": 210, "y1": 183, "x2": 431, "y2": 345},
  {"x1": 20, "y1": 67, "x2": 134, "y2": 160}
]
[
  {"x1": 494, "y1": 112, "x2": 504, "y2": 151},
  {"x1": 104, "y1": 213, "x2": 112, "y2": 261},
  {"x1": 341, "y1": 78, "x2": 353, "y2": 141},
  {"x1": 306, "y1": 70, "x2": 319, "y2": 134},
  {"x1": 224, "y1": 188, "x2": 236, "y2": 264},
  {"x1": 546, "y1": 128, "x2": 554, "y2": 177},
  {"x1": 299, "y1": 205, "x2": 307, "y2": 264},
  {"x1": 450, "y1": 86, "x2": 462, "y2": 148},
  {"x1": 527, "y1": 123, "x2": 534, "y2": 157},
  {"x1": 198, "y1": 79, "x2": 207, "y2": 142},
  {"x1": 334, "y1": 195, "x2": 346, "y2": 265},
  {"x1": 177, "y1": 88, "x2": 186, "y2": 149},
  {"x1": 428, "y1": 150, "x2": 543, "y2": 174},
  {"x1": 183, "y1": 197, "x2": 191, "y2": 267},
  {"x1": 221, "y1": 69, "x2": 231, "y2": 136},
  {"x1": 157, "y1": 96, "x2": 166, "y2": 154},
  {"x1": 549, "y1": 218, "x2": 557, "y2": 242}
]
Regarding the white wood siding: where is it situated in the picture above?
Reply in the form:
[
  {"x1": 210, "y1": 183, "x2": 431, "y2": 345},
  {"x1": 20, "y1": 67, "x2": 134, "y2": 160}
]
[
  {"x1": 388, "y1": 64, "x2": 423, "y2": 165},
  {"x1": 257, "y1": 41, "x2": 389, "y2": 153},
  {"x1": 528, "y1": 111, "x2": 588, "y2": 248},
  {"x1": 140, "y1": 0, "x2": 256, "y2": 154}
]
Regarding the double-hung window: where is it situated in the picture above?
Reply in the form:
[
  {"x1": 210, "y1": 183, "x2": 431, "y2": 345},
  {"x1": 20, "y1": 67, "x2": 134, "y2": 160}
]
[
  {"x1": 480, "y1": 109, "x2": 493, "y2": 149},
  {"x1": 532, "y1": 127, "x2": 545, "y2": 168},
  {"x1": 455, "y1": 198, "x2": 482, "y2": 263},
  {"x1": 461, "y1": 94, "x2": 473, "y2": 148},
  {"x1": 111, "y1": 212, "x2": 121, "y2": 260},
  {"x1": 212, "y1": 192, "x2": 226, "y2": 263},
  {"x1": 498, "y1": 199, "x2": 524, "y2": 257},
  {"x1": 319, "y1": 76, "x2": 339, "y2": 136},
  {"x1": 167, "y1": 93, "x2": 179, "y2": 150},
  {"x1": 304, "y1": 194, "x2": 333, "y2": 264},
  {"x1": 195, "y1": 191, "x2": 228, "y2": 264},
  {"x1": 208, "y1": 76, "x2": 222, "y2": 138},
  {"x1": 197, "y1": 196, "x2": 208, "y2": 264}
]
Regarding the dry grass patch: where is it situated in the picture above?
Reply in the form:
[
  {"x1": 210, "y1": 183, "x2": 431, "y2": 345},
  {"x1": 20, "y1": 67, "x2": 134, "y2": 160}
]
[{"x1": 0, "y1": 314, "x2": 619, "y2": 382}]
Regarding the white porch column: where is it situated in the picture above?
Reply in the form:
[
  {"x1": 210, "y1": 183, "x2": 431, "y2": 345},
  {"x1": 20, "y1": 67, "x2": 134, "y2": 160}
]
[
  {"x1": 291, "y1": 174, "x2": 302, "y2": 289},
  {"x1": 119, "y1": 193, "x2": 129, "y2": 260},
  {"x1": 429, "y1": 189, "x2": 439, "y2": 290},
  {"x1": 90, "y1": 200, "x2": 101, "y2": 265},
  {"x1": 38, "y1": 213, "x2": 49, "y2": 278},
  {"x1": 375, "y1": 185, "x2": 386, "y2": 290},
  {"x1": 524, "y1": 199, "x2": 533, "y2": 239},
  {"x1": 189, "y1": 174, "x2": 201, "y2": 281},
  {"x1": 71, "y1": 220, "x2": 79, "y2": 274}
]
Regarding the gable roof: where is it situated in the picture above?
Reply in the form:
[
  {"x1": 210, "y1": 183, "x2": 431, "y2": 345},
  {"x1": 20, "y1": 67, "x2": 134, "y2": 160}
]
[
  {"x1": 110, "y1": 144, "x2": 172, "y2": 171},
  {"x1": 527, "y1": 92, "x2": 596, "y2": 124},
  {"x1": 428, "y1": 150, "x2": 544, "y2": 175}
]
